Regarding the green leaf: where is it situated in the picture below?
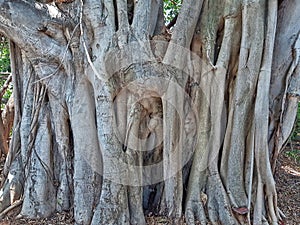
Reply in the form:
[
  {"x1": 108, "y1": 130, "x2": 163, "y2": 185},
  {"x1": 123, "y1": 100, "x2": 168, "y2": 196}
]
[{"x1": 163, "y1": 0, "x2": 182, "y2": 25}]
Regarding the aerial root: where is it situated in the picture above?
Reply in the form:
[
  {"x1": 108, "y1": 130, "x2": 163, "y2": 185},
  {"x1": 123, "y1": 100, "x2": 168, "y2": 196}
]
[
  {"x1": 0, "y1": 199, "x2": 22, "y2": 219},
  {"x1": 185, "y1": 174, "x2": 238, "y2": 225},
  {"x1": 267, "y1": 194, "x2": 279, "y2": 224},
  {"x1": 0, "y1": 177, "x2": 22, "y2": 214},
  {"x1": 206, "y1": 175, "x2": 237, "y2": 225},
  {"x1": 185, "y1": 200, "x2": 207, "y2": 225},
  {"x1": 277, "y1": 207, "x2": 286, "y2": 220},
  {"x1": 263, "y1": 179, "x2": 280, "y2": 225}
]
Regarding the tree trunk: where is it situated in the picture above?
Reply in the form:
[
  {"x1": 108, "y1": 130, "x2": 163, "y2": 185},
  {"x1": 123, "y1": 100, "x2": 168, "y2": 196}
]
[{"x1": 0, "y1": 0, "x2": 299, "y2": 224}]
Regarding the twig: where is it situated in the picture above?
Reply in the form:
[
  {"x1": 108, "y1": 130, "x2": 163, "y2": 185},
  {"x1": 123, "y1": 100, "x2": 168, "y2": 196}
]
[
  {"x1": 0, "y1": 199, "x2": 23, "y2": 219},
  {"x1": 0, "y1": 72, "x2": 11, "y2": 76},
  {"x1": 169, "y1": 0, "x2": 178, "y2": 5},
  {"x1": 0, "y1": 74, "x2": 12, "y2": 99},
  {"x1": 277, "y1": 207, "x2": 286, "y2": 219},
  {"x1": 166, "y1": 14, "x2": 178, "y2": 29}
]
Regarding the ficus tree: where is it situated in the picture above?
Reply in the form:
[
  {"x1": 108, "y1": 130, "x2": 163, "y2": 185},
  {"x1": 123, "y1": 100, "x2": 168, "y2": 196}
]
[{"x1": 0, "y1": 0, "x2": 299, "y2": 225}]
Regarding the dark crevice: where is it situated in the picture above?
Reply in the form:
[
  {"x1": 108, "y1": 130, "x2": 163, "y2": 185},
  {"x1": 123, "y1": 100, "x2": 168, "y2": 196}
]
[
  {"x1": 127, "y1": 0, "x2": 134, "y2": 25},
  {"x1": 213, "y1": 18, "x2": 224, "y2": 65},
  {"x1": 278, "y1": 0, "x2": 285, "y2": 7},
  {"x1": 182, "y1": 157, "x2": 194, "y2": 213},
  {"x1": 67, "y1": 118, "x2": 75, "y2": 208},
  {"x1": 113, "y1": 0, "x2": 119, "y2": 31}
]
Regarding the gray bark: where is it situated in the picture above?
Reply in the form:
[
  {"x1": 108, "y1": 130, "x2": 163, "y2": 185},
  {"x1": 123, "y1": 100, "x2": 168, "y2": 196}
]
[{"x1": 0, "y1": 0, "x2": 299, "y2": 224}]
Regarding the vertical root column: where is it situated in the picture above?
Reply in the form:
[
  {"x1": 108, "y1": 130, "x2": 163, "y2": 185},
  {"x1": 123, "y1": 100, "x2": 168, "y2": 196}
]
[
  {"x1": 21, "y1": 103, "x2": 56, "y2": 218},
  {"x1": 162, "y1": 78, "x2": 184, "y2": 220},
  {"x1": 49, "y1": 96, "x2": 72, "y2": 212},
  {"x1": 71, "y1": 79, "x2": 102, "y2": 225},
  {"x1": 125, "y1": 101, "x2": 146, "y2": 225},
  {"x1": 91, "y1": 83, "x2": 130, "y2": 225}
]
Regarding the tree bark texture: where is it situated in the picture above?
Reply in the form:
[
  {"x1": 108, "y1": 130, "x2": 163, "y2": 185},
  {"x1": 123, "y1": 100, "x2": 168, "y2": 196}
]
[{"x1": 0, "y1": 0, "x2": 299, "y2": 224}]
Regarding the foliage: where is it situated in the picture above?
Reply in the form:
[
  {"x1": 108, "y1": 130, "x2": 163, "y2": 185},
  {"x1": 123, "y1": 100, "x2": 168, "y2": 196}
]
[
  {"x1": 163, "y1": 0, "x2": 182, "y2": 24},
  {"x1": 287, "y1": 103, "x2": 300, "y2": 163},
  {"x1": 0, "y1": 35, "x2": 10, "y2": 73},
  {"x1": 291, "y1": 103, "x2": 300, "y2": 141},
  {"x1": 0, "y1": 35, "x2": 11, "y2": 110},
  {"x1": 285, "y1": 148, "x2": 300, "y2": 163}
]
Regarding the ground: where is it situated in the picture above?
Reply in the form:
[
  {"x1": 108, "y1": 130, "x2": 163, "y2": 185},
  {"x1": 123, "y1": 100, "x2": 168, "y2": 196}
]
[
  {"x1": 0, "y1": 143, "x2": 299, "y2": 225},
  {"x1": 275, "y1": 142, "x2": 300, "y2": 225}
]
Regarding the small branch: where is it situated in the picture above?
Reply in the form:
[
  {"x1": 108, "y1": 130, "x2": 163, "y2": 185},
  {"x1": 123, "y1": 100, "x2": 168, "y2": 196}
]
[
  {"x1": 277, "y1": 207, "x2": 286, "y2": 219},
  {"x1": 166, "y1": 14, "x2": 178, "y2": 29},
  {"x1": 169, "y1": 0, "x2": 179, "y2": 6},
  {"x1": 0, "y1": 74, "x2": 12, "y2": 100},
  {"x1": 0, "y1": 199, "x2": 23, "y2": 219},
  {"x1": 0, "y1": 72, "x2": 11, "y2": 76}
]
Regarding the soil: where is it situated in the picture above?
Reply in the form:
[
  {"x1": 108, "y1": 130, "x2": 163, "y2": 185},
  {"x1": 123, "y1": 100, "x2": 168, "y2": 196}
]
[
  {"x1": 0, "y1": 143, "x2": 299, "y2": 225},
  {"x1": 275, "y1": 142, "x2": 300, "y2": 225}
]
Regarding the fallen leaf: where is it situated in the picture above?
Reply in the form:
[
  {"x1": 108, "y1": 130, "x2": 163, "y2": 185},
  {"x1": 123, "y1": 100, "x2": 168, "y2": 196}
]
[{"x1": 232, "y1": 207, "x2": 249, "y2": 215}]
